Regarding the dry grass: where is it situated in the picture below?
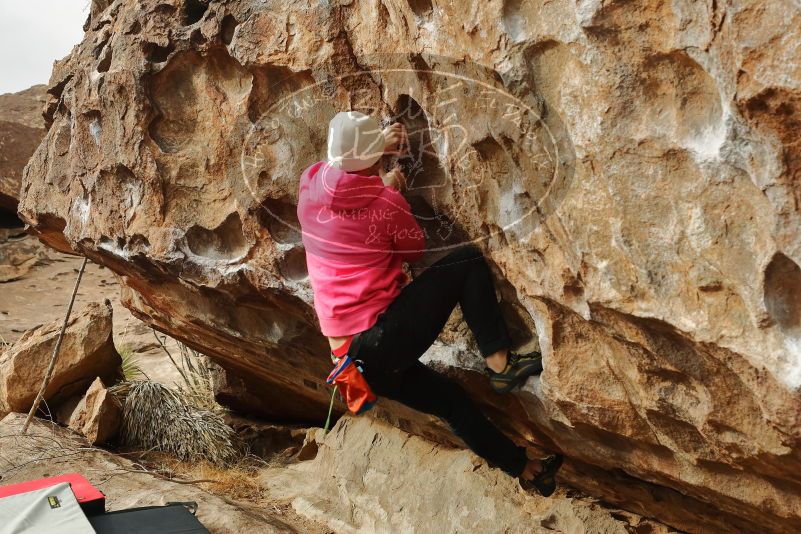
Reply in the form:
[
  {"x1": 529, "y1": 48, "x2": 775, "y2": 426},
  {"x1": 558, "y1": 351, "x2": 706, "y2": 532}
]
[
  {"x1": 152, "y1": 330, "x2": 221, "y2": 412},
  {"x1": 155, "y1": 454, "x2": 266, "y2": 502},
  {"x1": 0, "y1": 419, "x2": 328, "y2": 533},
  {"x1": 1, "y1": 421, "x2": 259, "y2": 503},
  {"x1": 172, "y1": 341, "x2": 220, "y2": 413}
]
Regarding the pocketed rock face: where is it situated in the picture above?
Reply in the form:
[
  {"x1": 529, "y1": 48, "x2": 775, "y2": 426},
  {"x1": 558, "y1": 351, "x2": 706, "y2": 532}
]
[
  {"x1": 18, "y1": 0, "x2": 801, "y2": 531},
  {"x1": 0, "y1": 85, "x2": 47, "y2": 214}
]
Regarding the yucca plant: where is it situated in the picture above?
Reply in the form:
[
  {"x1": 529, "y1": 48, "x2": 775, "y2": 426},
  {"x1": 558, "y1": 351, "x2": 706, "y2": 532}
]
[
  {"x1": 109, "y1": 332, "x2": 236, "y2": 465},
  {"x1": 174, "y1": 340, "x2": 220, "y2": 413},
  {"x1": 112, "y1": 380, "x2": 237, "y2": 465},
  {"x1": 117, "y1": 344, "x2": 146, "y2": 381},
  {"x1": 150, "y1": 331, "x2": 222, "y2": 412}
]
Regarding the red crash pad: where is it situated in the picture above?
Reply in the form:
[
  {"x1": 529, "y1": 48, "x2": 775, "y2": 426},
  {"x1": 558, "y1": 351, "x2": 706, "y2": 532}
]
[{"x1": 0, "y1": 473, "x2": 105, "y2": 515}]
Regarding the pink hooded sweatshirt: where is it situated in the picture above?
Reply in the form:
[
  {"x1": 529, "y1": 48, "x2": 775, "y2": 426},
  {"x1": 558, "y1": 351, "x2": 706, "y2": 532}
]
[{"x1": 297, "y1": 161, "x2": 425, "y2": 336}]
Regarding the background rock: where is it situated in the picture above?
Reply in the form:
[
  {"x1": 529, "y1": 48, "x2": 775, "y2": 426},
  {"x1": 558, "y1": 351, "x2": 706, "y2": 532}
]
[
  {"x1": 0, "y1": 85, "x2": 46, "y2": 218},
  {"x1": 0, "y1": 243, "x2": 184, "y2": 386},
  {"x1": 295, "y1": 427, "x2": 321, "y2": 462},
  {"x1": 0, "y1": 300, "x2": 122, "y2": 414},
  {"x1": 224, "y1": 413, "x2": 306, "y2": 458},
  {"x1": 210, "y1": 362, "x2": 322, "y2": 422},
  {"x1": 17, "y1": 0, "x2": 801, "y2": 531},
  {"x1": 0, "y1": 227, "x2": 47, "y2": 282},
  {"x1": 66, "y1": 377, "x2": 122, "y2": 445}
]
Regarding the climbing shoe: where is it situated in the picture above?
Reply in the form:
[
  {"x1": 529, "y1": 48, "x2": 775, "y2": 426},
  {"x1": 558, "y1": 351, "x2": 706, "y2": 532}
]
[
  {"x1": 486, "y1": 351, "x2": 543, "y2": 393},
  {"x1": 521, "y1": 454, "x2": 564, "y2": 497}
]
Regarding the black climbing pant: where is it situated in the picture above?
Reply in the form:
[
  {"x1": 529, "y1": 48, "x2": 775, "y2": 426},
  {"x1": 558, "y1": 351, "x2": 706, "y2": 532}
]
[{"x1": 351, "y1": 245, "x2": 528, "y2": 477}]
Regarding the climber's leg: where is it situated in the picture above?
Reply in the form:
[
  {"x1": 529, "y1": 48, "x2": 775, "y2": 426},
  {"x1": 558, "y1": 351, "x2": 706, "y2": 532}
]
[
  {"x1": 353, "y1": 245, "x2": 543, "y2": 396},
  {"x1": 385, "y1": 361, "x2": 527, "y2": 477},
  {"x1": 401, "y1": 245, "x2": 513, "y2": 358},
  {"x1": 354, "y1": 245, "x2": 514, "y2": 378}
]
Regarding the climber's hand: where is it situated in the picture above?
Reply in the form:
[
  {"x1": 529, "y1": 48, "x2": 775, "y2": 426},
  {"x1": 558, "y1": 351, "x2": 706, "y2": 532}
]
[
  {"x1": 380, "y1": 165, "x2": 407, "y2": 191},
  {"x1": 383, "y1": 123, "x2": 408, "y2": 156}
]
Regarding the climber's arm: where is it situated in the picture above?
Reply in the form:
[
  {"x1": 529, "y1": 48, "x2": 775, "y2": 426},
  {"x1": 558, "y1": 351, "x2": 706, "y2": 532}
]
[{"x1": 383, "y1": 188, "x2": 425, "y2": 264}]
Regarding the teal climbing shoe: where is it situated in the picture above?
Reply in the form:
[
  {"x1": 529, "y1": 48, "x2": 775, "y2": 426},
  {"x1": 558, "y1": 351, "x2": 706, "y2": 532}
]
[
  {"x1": 521, "y1": 454, "x2": 564, "y2": 497},
  {"x1": 486, "y1": 351, "x2": 543, "y2": 393}
]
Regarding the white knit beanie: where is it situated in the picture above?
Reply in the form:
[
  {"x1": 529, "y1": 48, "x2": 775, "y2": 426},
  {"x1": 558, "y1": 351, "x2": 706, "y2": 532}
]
[{"x1": 327, "y1": 111, "x2": 385, "y2": 172}]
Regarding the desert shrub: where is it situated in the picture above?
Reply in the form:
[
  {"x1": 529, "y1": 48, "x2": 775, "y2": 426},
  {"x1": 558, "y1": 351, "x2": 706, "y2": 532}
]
[
  {"x1": 117, "y1": 344, "x2": 145, "y2": 380},
  {"x1": 110, "y1": 333, "x2": 235, "y2": 465},
  {"x1": 113, "y1": 380, "x2": 237, "y2": 465}
]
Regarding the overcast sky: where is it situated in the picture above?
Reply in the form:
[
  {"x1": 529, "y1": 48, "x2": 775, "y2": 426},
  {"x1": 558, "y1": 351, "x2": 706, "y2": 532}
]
[{"x1": 0, "y1": 1, "x2": 88, "y2": 94}]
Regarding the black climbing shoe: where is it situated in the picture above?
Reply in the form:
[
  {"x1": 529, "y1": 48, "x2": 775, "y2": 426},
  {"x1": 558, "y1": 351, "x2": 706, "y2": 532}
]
[
  {"x1": 486, "y1": 351, "x2": 543, "y2": 393},
  {"x1": 521, "y1": 454, "x2": 563, "y2": 497}
]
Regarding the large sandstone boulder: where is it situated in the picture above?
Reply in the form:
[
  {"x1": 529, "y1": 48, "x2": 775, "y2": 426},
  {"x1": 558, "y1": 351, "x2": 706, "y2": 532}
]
[
  {"x1": 0, "y1": 300, "x2": 122, "y2": 414},
  {"x1": 17, "y1": 0, "x2": 801, "y2": 531},
  {"x1": 0, "y1": 85, "x2": 47, "y2": 215},
  {"x1": 265, "y1": 415, "x2": 675, "y2": 533}
]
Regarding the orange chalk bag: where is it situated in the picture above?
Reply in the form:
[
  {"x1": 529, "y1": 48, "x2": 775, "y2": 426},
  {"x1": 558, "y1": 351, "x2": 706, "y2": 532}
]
[{"x1": 325, "y1": 335, "x2": 377, "y2": 417}]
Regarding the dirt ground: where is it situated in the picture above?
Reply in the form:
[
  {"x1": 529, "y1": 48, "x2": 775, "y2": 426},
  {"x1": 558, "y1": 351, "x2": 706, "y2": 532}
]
[{"x1": 0, "y1": 230, "x2": 181, "y2": 385}]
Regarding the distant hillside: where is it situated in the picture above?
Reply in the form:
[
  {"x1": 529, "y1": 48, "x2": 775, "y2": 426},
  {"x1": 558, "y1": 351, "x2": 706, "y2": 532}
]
[{"x1": 0, "y1": 84, "x2": 47, "y2": 214}]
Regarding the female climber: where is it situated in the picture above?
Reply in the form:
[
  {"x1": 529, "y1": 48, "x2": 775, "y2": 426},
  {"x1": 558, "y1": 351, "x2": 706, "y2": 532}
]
[{"x1": 296, "y1": 110, "x2": 563, "y2": 496}]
